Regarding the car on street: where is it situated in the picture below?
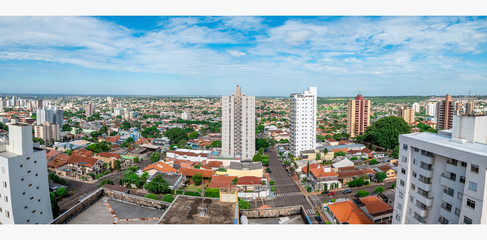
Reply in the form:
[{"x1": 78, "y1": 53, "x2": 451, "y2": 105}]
[
  {"x1": 328, "y1": 191, "x2": 336, "y2": 196},
  {"x1": 315, "y1": 216, "x2": 323, "y2": 222},
  {"x1": 321, "y1": 191, "x2": 329, "y2": 195},
  {"x1": 343, "y1": 189, "x2": 352, "y2": 194}
]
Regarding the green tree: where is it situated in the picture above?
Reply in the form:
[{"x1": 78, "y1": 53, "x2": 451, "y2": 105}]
[
  {"x1": 238, "y1": 199, "x2": 250, "y2": 209},
  {"x1": 392, "y1": 182, "x2": 396, "y2": 189},
  {"x1": 375, "y1": 172, "x2": 387, "y2": 182},
  {"x1": 50, "y1": 192, "x2": 60, "y2": 218},
  {"x1": 252, "y1": 154, "x2": 262, "y2": 162},
  {"x1": 62, "y1": 124, "x2": 72, "y2": 132},
  {"x1": 369, "y1": 159, "x2": 378, "y2": 165},
  {"x1": 333, "y1": 133, "x2": 343, "y2": 141},
  {"x1": 133, "y1": 157, "x2": 139, "y2": 163},
  {"x1": 121, "y1": 120, "x2": 131, "y2": 130},
  {"x1": 164, "y1": 127, "x2": 188, "y2": 143},
  {"x1": 204, "y1": 188, "x2": 220, "y2": 198},
  {"x1": 32, "y1": 137, "x2": 44, "y2": 145},
  {"x1": 334, "y1": 151, "x2": 346, "y2": 158},
  {"x1": 189, "y1": 131, "x2": 199, "y2": 139},
  {"x1": 192, "y1": 174, "x2": 203, "y2": 186},
  {"x1": 161, "y1": 194, "x2": 175, "y2": 203},
  {"x1": 56, "y1": 187, "x2": 68, "y2": 197},
  {"x1": 256, "y1": 138, "x2": 270, "y2": 149},
  {"x1": 150, "y1": 152, "x2": 161, "y2": 163},
  {"x1": 363, "y1": 116, "x2": 411, "y2": 150},
  {"x1": 144, "y1": 175, "x2": 170, "y2": 194},
  {"x1": 316, "y1": 153, "x2": 321, "y2": 161},
  {"x1": 357, "y1": 190, "x2": 369, "y2": 197},
  {"x1": 98, "y1": 179, "x2": 115, "y2": 188},
  {"x1": 391, "y1": 145, "x2": 399, "y2": 159},
  {"x1": 374, "y1": 186, "x2": 385, "y2": 193},
  {"x1": 306, "y1": 162, "x2": 310, "y2": 177},
  {"x1": 210, "y1": 141, "x2": 221, "y2": 147},
  {"x1": 144, "y1": 193, "x2": 158, "y2": 200},
  {"x1": 114, "y1": 160, "x2": 122, "y2": 170}
]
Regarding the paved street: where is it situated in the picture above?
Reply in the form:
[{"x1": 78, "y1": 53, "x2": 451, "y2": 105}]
[{"x1": 57, "y1": 159, "x2": 152, "y2": 214}]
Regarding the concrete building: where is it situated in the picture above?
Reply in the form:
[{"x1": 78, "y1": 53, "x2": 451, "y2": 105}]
[
  {"x1": 393, "y1": 115, "x2": 487, "y2": 224},
  {"x1": 398, "y1": 106, "x2": 415, "y2": 124},
  {"x1": 36, "y1": 107, "x2": 63, "y2": 126},
  {"x1": 412, "y1": 102, "x2": 420, "y2": 113},
  {"x1": 0, "y1": 100, "x2": 4, "y2": 113},
  {"x1": 347, "y1": 94, "x2": 371, "y2": 138},
  {"x1": 221, "y1": 86, "x2": 255, "y2": 160},
  {"x1": 465, "y1": 102, "x2": 475, "y2": 115},
  {"x1": 0, "y1": 122, "x2": 54, "y2": 224},
  {"x1": 436, "y1": 94, "x2": 456, "y2": 130},
  {"x1": 426, "y1": 102, "x2": 437, "y2": 117},
  {"x1": 290, "y1": 87, "x2": 317, "y2": 156},
  {"x1": 85, "y1": 103, "x2": 94, "y2": 117},
  {"x1": 181, "y1": 112, "x2": 189, "y2": 120},
  {"x1": 34, "y1": 122, "x2": 60, "y2": 143},
  {"x1": 35, "y1": 100, "x2": 43, "y2": 109}
]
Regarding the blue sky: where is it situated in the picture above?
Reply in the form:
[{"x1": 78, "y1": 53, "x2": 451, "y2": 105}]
[{"x1": 0, "y1": 16, "x2": 486, "y2": 97}]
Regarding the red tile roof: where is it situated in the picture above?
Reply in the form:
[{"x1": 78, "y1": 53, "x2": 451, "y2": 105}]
[
  {"x1": 207, "y1": 175, "x2": 237, "y2": 189},
  {"x1": 46, "y1": 149, "x2": 60, "y2": 160},
  {"x1": 206, "y1": 161, "x2": 223, "y2": 168},
  {"x1": 337, "y1": 170, "x2": 368, "y2": 179},
  {"x1": 143, "y1": 162, "x2": 177, "y2": 173},
  {"x1": 178, "y1": 167, "x2": 214, "y2": 178},
  {"x1": 302, "y1": 164, "x2": 338, "y2": 178},
  {"x1": 96, "y1": 152, "x2": 121, "y2": 159},
  {"x1": 48, "y1": 154, "x2": 69, "y2": 169},
  {"x1": 337, "y1": 166, "x2": 356, "y2": 172},
  {"x1": 237, "y1": 176, "x2": 262, "y2": 185},
  {"x1": 67, "y1": 155, "x2": 100, "y2": 168},
  {"x1": 360, "y1": 196, "x2": 393, "y2": 215},
  {"x1": 257, "y1": 204, "x2": 272, "y2": 209},
  {"x1": 328, "y1": 201, "x2": 373, "y2": 224}
]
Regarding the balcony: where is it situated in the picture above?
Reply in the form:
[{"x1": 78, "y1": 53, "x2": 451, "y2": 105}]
[
  {"x1": 416, "y1": 165, "x2": 434, "y2": 178},
  {"x1": 415, "y1": 192, "x2": 434, "y2": 206},
  {"x1": 414, "y1": 178, "x2": 432, "y2": 192},
  {"x1": 441, "y1": 203, "x2": 452, "y2": 213}
]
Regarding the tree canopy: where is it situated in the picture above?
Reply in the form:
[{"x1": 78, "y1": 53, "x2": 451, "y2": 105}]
[
  {"x1": 144, "y1": 175, "x2": 170, "y2": 194},
  {"x1": 363, "y1": 116, "x2": 411, "y2": 150},
  {"x1": 164, "y1": 127, "x2": 188, "y2": 143}
]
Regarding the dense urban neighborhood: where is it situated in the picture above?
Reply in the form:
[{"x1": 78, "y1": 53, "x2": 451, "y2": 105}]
[{"x1": 1, "y1": 88, "x2": 486, "y2": 224}]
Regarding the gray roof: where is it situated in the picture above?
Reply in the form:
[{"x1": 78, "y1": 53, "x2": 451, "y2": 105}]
[
  {"x1": 229, "y1": 161, "x2": 263, "y2": 170},
  {"x1": 150, "y1": 172, "x2": 183, "y2": 187},
  {"x1": 318, "y1": 144, "x2": 366, "y2": 150}
]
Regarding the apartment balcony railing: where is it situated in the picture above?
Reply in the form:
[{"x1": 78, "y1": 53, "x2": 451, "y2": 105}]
[
  {"x1": 440, "y1": 203, "x2": 452, "y2": 213},
  {"x1": 441, "y1": 173, "x2": 456, "y2": 182}
]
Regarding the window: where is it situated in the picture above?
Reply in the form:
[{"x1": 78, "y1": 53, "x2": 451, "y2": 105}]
[
  {"x1": 34, "y1": 161, "x2": 37, "y2": 164},
  {"x1": 401, "y1": 168, "x2": 406, "y2": 174},
  {"x1": 396, "y1": 214, "x2": 400, "y2": 221},
  {"x1": 23, "y1": 192, "x2": 25, "y2": 195},
  {"x1": 409, "y1": 196, "x2": 414, "y2": 203},
  {"x1": 447, "y1": 159, "x2": 458, "y2": 166},
  {"x1": 35, "y1": 173, "x2": 38, "y2": 177},
  {"x1": 444, "y1": 187, "x2": 454, "y2": 197},
  {"x1": 6, "y1": 210, "x2": 10, "y2": 218},
  {"x1": 399, "y1": 191, "x2": 404, "y2": 199},
  {"x1": 3, "y1": 181, "x2": 6, "y2": 188},
  {"x1": 400, "y1": 180, "x2": 405, "y2": 187},
  {"x1": 29, "y1": 184, "x2": 32, "y2": 187},
  {"x1": 26, "y1": 157, "x2": 30, "y2": 160},
  {"x1": 403, "y1": 144, "x2": 408, "y2": 150},
  {"x1": 411, "y1": 183, "x2": 416, "y2": 190},
  {"x1": 469, "y1": 181, "x2": 478, "y2": 192},
  {"x1": 20, "y1": 164, "x2": 23, "y2": 168},
  {"x1": 412, "y1": 171, "x2": 417, "y2": 178},
  {"x1": 455, "y1": 208, "x2": 461, "y2": 216},
  {"x1": 459, "y1": 176, "x2": 465, "y2": 184},
  {"x1": 471, "y1": 164, "x2": 479, "y2": 173},
  {"x1": 397, "y1": 203, "x2": 402, "y2": 210},
  {"x1": 466, "y1": 199, "x2": 476, "y2": 209},
  {"x1": 457, "y1": 192, "x2": 464, "y2": 200},
  {"x1": 4, "y1": 195, "x2": 8, "y2": 202},
  {"x1": 402, "y1": 156, "x2": 407, "y2": 163},
  {"x1": 27, "y1": 170, "x2": 31, "y2": 174},
  {"x1": 464, "y1": 216, "x2": 473, "y2": 224},
  {"x1": 460, "y1": 161, "x2": 467, "y2": 167}
]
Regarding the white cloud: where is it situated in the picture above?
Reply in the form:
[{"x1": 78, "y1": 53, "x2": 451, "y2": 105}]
[{"x1": 227, "y1": 50, "x2": 246, "y2": 57}]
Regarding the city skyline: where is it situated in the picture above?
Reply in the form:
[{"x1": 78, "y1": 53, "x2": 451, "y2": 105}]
[{"x1": 1, "y1": 16, "x2": 486, "y2": 96}]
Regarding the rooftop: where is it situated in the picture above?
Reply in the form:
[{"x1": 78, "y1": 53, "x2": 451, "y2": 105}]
[
  {"x1": 402, "y1": 132, "x2": 487, "y2": 156},
  {"x1": 159, "y1": 195, "x2": 237, "y2": 224},
  {"x1": 229, "y1": 161, "x2": 263, "y2": 170}
]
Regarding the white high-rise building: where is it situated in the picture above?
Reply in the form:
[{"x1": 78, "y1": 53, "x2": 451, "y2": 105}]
[
  {"x1": 393, "y1": 115, "x2": 487, "y2": 224},
  {"x1": 0, "y1": 122, "x2": 54, "y2": 224},
  {"x1": 36, "y1": 108, "x2": 53, "y2": 125},
  {"x1": 222, "y1": 85, "x2": 255, "y2": 160},
  {"x1": 412, "y1": 102, "x2": 420, "y2": 113},
  {"x1": 0, "y1": 100, "x2": 4, "y2": 113},
  {"x1": 290, "y1": 87, "x2": 317, "y2": 156},
  {"x1": 181, "y1": 112, "x2": 189, "y2": 120},
  {"x1": 34, "y1": 122, "x2": 60, "y2": 143},
  {"x1": 426, "y1": 102, "x2": 437, "y2": 117}
]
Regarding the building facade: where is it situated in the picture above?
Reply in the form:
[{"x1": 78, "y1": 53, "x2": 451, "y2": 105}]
[
  {"x1": 0, "y1": 122, "x2": 54, "y2": 224},
  {"x1": 290, "y1": 87, "x2": 317, "y2": 156},
  {"x1": 34, "y1": 122, "x2": 60, "y2": 143},
  {"x1": 398, "y1": 106, "x2": 415, "y2": 124},
  {"x1": 393, "y1": 115, "x2": 487, "y2": 224},
  {"x1": 436, "y1": 94, "x2": 455, "y2": 130},
  {"x1": 36, "y1": 107, "x2": 63, "y2": 126},
  {"x1": 426, "y1": 102, "x2": 437, "y2": 117},
  {"x1": 347, "y1": 94, "x2": 371, "y2": 138},
  {"x1": 85, "y1": 103, "x2": 94, "y2": 117},
  {"x1": 221, "y1": 86, "x2": 255, "y2": 160}
]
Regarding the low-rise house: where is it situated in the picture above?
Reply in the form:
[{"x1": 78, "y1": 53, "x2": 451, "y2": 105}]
[
  {"x1": 237, "y1": 176, "x2": 270, "y2": 199},
  {"x1": 227, "y1": 162, "x2": 263, "y2": 178},
  {"x1": 302, "y1": 163, "x2": 341, "y2": 191},
  {"x1": 151, "y1": 137, "x2": 171, "y2": 149},
  {"x1": 94, "y1": 152, "x2": 123, "y2": 169},
  {"x1": 337, "y1": 170, "x2": 370, "y2": 186},
  {"x1": 178, "y1": 167, "x2": 214, "y2": 179},
  {"x1": 326, "y1": 200, "x2": 373, "y2": 224},
  {"x1": 358, "y1": 196, "x2": 393, "y2": 224},
  {"x1": 143, "y1": 162, "x2": 178, "y2": 176},
  {"x1": 146, "y1": 171, "x2": 184, "y2": 190},
  {"x1": 378, "y1": 189, "x2": 395, "y2": 208},
  {"x1": 332, "y1": 158, "x2": 354, "y2": 169},
  {"x1": 207, "y1": 175, "x2": 237, "y2": 189},
  {"x1": 376, "y1": 165, "x2": 396, "y2": 179},
  {"x1": 47, "y1": 153, "x2": 70, "y2": 175},
  {"x1": 66, "y1": 154, "x2": 104, "y2": 179}
]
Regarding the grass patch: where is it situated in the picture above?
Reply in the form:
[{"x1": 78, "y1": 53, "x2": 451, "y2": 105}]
[{"x1": 184, "y1": 184, "x2": 204, "y2": 192}]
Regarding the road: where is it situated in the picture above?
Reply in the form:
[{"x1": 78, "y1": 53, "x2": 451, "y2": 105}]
[{"x1": 57, "y1": 159, "x2": 152, "y2": 214}]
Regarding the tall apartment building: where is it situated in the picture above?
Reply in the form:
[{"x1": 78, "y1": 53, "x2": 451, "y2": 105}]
[
  {"x1": 85, "y1": 103, "x2": 94, "y2": 117},
  {"x1": 412, "y1": 102, "x2": 420, "y2": 113},
  {"x1": 465, "y1": 102, "x2": 475, "y2": 115},
  {"x1": 289, "y1": 87, "x2": 317, "y2": 157},
  {"x1": 0, "y1": 122, "x2": 54, "y2": 224},
  {"x1": 36, "y1": 107, "x2": 63, "y2": 126},
  {"x1": 34, "y1": 122, "x2": 60, "y2": 143},
  {"x1": 35, "y1": 100, "x2": 43, "y2": 109},
  {"x1": 437, "y1": 94, "x2": 456, "y2": 130},
  {"x1": 393, "y1": 115, "x2": 487, "y2": 224},
  {"x1": 0, "y1": 100, "x2": 4, "y2": 113},
  {"x1": 398, "y1": 106, "x2": 415, "y2": 124},
  {"x1": 221, "y1": 86, "x2": 255, "y2": 160},
  {"x1": 347, "y1": 94, "x2": 371, "y2": 138},
  {"x1": 426, "y1": 102, "x2": 437, "y2": 117}
]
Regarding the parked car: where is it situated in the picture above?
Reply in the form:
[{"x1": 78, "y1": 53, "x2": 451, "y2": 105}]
[
  {"x1": 343, "y1": 189, "x2": 352, "y2": 194},
  {"x1": 321, "y1": 191, "x2": 330, "y2": 195},
  {"x1": 315, "y1": 216, "x2": 323, "y2": 222},
  {"x1": 328, "y1": 191, "x2": 336, "y2": 196}
]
